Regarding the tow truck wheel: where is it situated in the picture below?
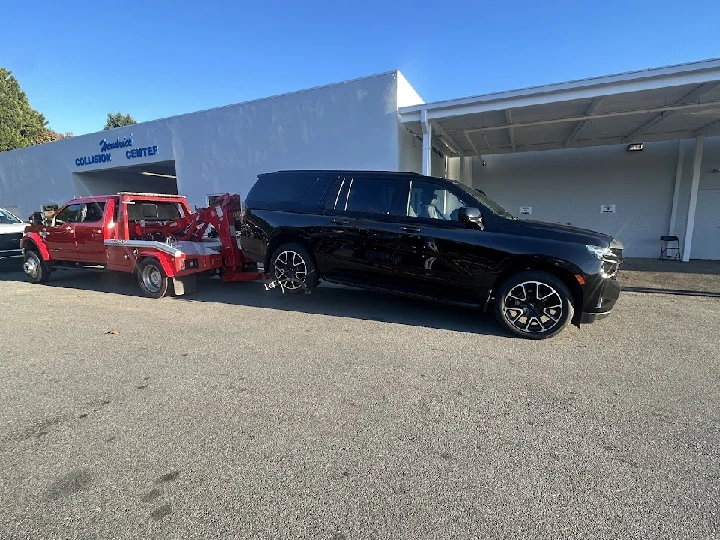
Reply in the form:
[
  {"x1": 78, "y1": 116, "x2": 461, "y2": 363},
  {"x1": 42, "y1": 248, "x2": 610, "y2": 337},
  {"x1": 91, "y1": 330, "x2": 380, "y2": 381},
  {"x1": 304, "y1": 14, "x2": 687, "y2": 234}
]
[
  {"x1": 270, "y1": 242, "x2": 318, "y2": 294},
  {"x1": 137, "y1": 258, "x2": 169, "y2": 299},
  {"x1": 23, "y1": 249, "x2": 50, "y2": 284}
]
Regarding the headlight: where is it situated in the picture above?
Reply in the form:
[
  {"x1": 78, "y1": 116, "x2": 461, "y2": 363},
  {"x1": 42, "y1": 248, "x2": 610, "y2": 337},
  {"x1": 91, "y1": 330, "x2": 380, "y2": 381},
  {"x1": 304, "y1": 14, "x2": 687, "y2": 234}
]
[{"x1": 586, "y1": 245, "x2": 613, "y2": 260}]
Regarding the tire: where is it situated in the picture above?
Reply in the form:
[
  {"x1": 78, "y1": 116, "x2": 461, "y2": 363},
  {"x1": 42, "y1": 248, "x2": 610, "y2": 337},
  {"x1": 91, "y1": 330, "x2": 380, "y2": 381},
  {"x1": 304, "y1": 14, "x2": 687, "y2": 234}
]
[
  {"x1": 269, "y1": 242, "x2": 318, "y2": 293},
  {"x1": 494, "y1": 270, "x2": 574, "y2": 340},
  {"x1": 23, "y1": 249, "x2": 51, "y2": 284},
  {"x1": 137, "y1": 258, "x2": 169, "y2": 299}
]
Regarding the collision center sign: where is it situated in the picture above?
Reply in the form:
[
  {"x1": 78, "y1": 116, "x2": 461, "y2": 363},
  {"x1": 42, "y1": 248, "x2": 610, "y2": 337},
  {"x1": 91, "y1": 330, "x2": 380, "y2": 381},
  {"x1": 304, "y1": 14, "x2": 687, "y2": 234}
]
[{"x1": 74, "y1": 134, "x2": 159, "y2": 167}]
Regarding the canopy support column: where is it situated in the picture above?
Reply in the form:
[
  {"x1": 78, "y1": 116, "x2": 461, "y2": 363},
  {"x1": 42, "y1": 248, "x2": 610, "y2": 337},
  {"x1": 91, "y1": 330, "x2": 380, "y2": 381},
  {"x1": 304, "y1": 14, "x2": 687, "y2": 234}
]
[
  {"x1": 682, "y1": 136, "x2": 704, "y2": 261},
  {"x1": 421, "y1": 109, "x2": 432, "y2": 176}
]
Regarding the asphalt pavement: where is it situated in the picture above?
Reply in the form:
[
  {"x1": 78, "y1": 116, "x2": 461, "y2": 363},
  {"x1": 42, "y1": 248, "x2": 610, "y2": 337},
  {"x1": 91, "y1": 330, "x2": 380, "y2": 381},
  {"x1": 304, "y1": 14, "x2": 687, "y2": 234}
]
[{"x1": 0, "y1": 260, "x2": 719, "y2": 539}]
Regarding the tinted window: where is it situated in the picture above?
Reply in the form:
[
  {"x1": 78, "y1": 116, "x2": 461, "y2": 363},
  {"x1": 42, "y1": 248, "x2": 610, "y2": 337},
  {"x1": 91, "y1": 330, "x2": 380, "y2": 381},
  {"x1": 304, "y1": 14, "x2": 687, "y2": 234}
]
[
  {"x1": 248, "y1": 175, "x2": 328, "y2": 205},
  {"x1": 329, "y1": 177, "x2": 407, "y2": 216},
  {"x1": 54, "y1": 204, "x2": 85, "y2": 224},
  {"x1": 83, "y1": 202, "x2": 106, "y2": 222},
  {"x1": 408, "y1": 181, "x2": 470, "y2": 220}
]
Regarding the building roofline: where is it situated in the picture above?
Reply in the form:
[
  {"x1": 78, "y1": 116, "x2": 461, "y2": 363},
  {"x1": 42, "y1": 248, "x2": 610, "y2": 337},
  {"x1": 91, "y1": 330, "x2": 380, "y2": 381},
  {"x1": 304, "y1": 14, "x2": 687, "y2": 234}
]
[
  {"x1": 398, "y1": 57, "x2": 720, "y2": 116},
  {"x1": 98, "y1": 71, "x2": 400, "y2": 136}
]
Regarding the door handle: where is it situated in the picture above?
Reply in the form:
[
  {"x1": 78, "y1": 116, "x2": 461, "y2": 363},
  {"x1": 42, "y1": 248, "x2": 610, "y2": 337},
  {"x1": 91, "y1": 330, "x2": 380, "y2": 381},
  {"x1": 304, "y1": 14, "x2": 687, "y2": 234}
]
[
  {"x1": 331, "y1": 218, "x2": 351, "y2": 225},
  {"x1": 400, "y1": 226, "x2": 421, "y2": 233},
  {"x1": 64, "y1": 226, "x2": 73, "y2": 231}
]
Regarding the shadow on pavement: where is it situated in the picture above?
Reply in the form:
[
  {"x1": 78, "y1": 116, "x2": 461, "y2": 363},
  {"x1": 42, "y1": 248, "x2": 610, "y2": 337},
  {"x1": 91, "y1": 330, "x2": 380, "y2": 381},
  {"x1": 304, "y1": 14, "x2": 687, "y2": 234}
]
[
  {"x1": 622, "y1": 286, "x2": 720, "y2": 298},
  {"x1": 0, "y1": 258, "x2": 503, "y2": 336}
]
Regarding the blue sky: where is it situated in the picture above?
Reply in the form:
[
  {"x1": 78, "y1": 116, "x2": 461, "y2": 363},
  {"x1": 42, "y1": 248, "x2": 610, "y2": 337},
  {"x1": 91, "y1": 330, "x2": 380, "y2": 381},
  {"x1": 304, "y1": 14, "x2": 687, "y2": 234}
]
[{"x1": 1, "y1": 0, "x2": 717, "y2": 135}]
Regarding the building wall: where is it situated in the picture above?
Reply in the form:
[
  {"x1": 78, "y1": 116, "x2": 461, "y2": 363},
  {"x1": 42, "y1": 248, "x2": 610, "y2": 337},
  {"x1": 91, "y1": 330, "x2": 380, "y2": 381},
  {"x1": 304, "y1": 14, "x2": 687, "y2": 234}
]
[
  {"x1": 472, "y1": 140, "x2": 690, "y2": 258},
  {"x1": 398, "y1": 125, "x2": 423, "y2": 174},
  {"x1": 0, "y1": 71, "x2": 413, "y2": 217},
  {"x1": 681, "y1": 137, "x2": 720, "y2": 260}
]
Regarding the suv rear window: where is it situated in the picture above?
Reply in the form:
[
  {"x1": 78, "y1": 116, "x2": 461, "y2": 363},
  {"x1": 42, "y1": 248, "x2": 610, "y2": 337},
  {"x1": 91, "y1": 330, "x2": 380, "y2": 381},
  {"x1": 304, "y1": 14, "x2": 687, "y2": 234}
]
[{"x1": 246, "y1": 174, "x2": 332, "y2": 208}]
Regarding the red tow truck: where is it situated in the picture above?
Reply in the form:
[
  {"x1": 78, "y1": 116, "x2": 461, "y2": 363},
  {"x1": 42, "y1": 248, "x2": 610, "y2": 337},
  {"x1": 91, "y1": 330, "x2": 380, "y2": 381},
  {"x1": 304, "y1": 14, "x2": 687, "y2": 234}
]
[{"x1": 21, "y1": 192, "x2": 264, "y2": 298}]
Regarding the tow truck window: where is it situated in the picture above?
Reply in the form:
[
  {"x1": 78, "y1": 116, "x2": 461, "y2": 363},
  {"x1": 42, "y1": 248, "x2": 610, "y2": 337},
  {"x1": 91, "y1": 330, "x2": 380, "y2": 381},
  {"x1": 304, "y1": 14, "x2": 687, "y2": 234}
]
[
  {"x1": 127, "y1": 202, "x2": 183, "y2": 221},
  {"x1": 54, "y1": 204, "x2": 85, "y2": 224},
  {"x1": 82, "y1": 202, "x2": 106, "y2": 223}
]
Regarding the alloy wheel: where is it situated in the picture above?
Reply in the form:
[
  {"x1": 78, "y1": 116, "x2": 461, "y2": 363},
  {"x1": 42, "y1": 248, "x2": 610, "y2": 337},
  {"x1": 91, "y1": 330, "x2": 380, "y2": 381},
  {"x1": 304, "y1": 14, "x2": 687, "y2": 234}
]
[
  {"x1": 273, "y1": 250, "x2": 308, "y2": 290},
  {"x1": 503, "y1": 280, "x2": 564, "y2": 335}
]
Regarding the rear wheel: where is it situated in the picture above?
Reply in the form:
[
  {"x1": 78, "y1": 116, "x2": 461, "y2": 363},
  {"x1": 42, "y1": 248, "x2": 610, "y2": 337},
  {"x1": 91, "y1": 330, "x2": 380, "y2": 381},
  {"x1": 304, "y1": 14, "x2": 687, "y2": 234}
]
[
  {"x1": 269, "y1": 242, "x2": 318, "y2": 293},
  {"x1": 137, "y1": 258, "x2": 169, "y2": 299},
  {"x1": 494, "y1": 270, "x2": 574, "y2": 340},
  {"x1": 23, "y1": 249, "x2": 50, "y2": 284}
]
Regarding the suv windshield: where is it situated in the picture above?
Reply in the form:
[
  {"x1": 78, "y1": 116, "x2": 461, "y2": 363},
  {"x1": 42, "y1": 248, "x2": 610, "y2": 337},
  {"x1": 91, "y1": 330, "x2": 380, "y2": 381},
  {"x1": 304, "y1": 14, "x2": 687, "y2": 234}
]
[
  {"x1": 449, "y1": 181, "x2": 516, "y2": 219},
  {"x1": 0, "y1": 208, "x2": 22, "y2": 224}
]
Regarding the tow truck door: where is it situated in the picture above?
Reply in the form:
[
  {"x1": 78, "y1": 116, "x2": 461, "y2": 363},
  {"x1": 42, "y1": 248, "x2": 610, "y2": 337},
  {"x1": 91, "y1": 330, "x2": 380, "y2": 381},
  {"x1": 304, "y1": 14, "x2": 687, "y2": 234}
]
[
  {"x1": 74, "y1": 200, "x2": 109, "y2": 264},
  {"x1": 44, "y1": 203, "x2": 84, "y2": 261}
]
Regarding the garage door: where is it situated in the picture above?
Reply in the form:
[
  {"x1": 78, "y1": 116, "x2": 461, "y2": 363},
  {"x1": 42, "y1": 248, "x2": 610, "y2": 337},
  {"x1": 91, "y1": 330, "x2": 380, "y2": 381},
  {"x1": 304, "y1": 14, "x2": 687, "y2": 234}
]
[{"x1": 691, "y1": 190, "x2": 720, "y2": 260}]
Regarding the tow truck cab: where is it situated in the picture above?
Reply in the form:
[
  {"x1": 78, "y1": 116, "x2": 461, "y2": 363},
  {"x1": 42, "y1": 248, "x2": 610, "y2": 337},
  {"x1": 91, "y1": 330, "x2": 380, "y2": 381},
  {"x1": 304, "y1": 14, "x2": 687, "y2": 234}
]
[{"x1": 23, "y1": 194, "x2": 192, "y2": 266}]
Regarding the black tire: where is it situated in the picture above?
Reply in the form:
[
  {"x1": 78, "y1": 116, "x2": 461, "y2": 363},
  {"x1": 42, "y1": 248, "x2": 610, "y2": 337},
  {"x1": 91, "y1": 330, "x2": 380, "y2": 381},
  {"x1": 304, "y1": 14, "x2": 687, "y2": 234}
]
[
  {"x1": 136, "y1": 258, "x2": 169, "y2": 299},
  {"x1": 494, "y1": 270, "x2": 574, "y2": 340},
  {"x1": 269, "y1": 242, "x2": 318, "y2": 294},
  {"x1": 23, "y1": 249, "x2": 51, "y2": 284}
]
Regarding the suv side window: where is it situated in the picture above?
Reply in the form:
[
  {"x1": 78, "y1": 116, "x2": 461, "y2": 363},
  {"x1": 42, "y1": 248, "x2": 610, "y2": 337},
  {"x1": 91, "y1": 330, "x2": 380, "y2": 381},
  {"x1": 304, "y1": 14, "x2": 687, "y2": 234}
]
[
  {"x1": 408, "y1": 181, "x2": 470, "y2": 221},
  {"x1": 326, "y1": 177, "x2": 407, "y2": 216},
  {"x1": 54, "y1": 204, "x2": 85, "y2": 225}
]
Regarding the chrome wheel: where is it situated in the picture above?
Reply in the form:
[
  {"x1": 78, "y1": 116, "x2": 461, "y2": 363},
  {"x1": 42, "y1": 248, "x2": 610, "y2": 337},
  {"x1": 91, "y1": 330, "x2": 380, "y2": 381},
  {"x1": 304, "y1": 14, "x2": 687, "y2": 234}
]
[
  {"x1": 141, "y1": 264, "x2": 163, "y2": 294},
  {"x1": 23, "y1": 255, "x2": 39, "y2": 279},
  {"x1": 503, "y1": 280, "x2": 563, "y2": 335},
  {"x1": 273, "y1": 250, "x2": 308, "y2": 290}
]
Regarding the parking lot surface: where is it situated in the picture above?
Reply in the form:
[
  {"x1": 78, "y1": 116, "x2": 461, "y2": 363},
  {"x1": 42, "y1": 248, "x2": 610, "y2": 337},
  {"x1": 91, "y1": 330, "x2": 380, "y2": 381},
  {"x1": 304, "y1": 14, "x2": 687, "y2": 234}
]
[{"x1": 1, "y1": 261, "x2": 719, "y2": 539}]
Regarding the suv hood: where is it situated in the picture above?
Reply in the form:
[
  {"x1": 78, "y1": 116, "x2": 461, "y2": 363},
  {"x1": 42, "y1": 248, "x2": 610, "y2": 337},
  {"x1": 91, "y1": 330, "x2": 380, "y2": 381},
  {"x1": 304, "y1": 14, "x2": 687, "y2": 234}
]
[
  {"x1": 0, "y1": 223, "x2": 27, "y2": 235},
  {"x1": 503, "y1": 218, "x2": 618, "y2": 248}
]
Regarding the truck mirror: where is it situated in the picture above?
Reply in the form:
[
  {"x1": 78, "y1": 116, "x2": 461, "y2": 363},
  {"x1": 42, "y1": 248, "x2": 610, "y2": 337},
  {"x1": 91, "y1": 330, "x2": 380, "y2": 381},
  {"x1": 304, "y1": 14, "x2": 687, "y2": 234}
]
[{"x1": 31, "y1": 213, "x2": 43, "y2": 225}]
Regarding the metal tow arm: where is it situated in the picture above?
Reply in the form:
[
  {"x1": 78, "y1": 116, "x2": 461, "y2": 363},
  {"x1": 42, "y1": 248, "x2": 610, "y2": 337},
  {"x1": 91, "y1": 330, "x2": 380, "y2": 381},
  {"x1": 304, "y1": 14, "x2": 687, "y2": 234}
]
[{"x1": 263, "y1": 275, "x2": 312, "y2": 294}]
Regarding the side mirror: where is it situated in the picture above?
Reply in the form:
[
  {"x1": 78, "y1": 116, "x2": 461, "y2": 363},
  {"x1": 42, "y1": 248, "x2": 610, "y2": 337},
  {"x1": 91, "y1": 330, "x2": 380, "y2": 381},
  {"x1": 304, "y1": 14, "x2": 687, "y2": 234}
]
[
  {"x1": 457, "y1": 207, "x2": 484, "y2": 228},
  {"x1": 31, "y1": 213, "x2": 43, "y2": 226}
]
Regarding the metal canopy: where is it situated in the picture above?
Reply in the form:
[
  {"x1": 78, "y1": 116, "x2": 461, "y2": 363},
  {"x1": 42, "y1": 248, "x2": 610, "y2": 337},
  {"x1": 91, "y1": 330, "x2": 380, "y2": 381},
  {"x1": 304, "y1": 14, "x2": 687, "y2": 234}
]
[{"x1": 399, "y1": 58, "x2": 720, "y2": 157}]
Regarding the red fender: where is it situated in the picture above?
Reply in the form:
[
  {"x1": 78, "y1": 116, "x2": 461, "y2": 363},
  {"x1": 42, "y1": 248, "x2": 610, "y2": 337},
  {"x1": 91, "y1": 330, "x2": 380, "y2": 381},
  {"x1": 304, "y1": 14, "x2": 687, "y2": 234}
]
[
  {"x1": 21, "y1": 232, "x2": 51, "y2": 261},
  {"x1": 135, "y1": 251, "x2": 178, "y2": 277}
]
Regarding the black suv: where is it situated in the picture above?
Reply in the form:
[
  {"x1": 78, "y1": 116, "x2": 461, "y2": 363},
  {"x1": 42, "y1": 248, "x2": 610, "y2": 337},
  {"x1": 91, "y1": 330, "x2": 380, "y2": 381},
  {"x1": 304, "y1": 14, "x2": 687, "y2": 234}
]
[{"x1": 240, "y1": 170, "x2": 623, "y2": 339}]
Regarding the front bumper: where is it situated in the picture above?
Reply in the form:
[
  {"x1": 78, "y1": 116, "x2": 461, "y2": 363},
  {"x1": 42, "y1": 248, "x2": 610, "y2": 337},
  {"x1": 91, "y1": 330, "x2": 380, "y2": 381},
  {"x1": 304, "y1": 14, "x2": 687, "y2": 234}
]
[{"x1": 579, "y1": 275, "x2": 622, "y2": 324}]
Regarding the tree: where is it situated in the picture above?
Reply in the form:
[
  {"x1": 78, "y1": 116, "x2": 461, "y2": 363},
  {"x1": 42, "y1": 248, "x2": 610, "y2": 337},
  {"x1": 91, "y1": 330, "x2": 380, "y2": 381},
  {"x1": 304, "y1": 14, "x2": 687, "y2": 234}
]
[
  {"x1": 0, "y1": 68, "x2": 48, "y2": 152},
  {"x1": 33, "y1": 128, "x2": 73, "y2": 145},
  {"x1": 104, "y1": 112, "x2": 137, "y2": 130}
]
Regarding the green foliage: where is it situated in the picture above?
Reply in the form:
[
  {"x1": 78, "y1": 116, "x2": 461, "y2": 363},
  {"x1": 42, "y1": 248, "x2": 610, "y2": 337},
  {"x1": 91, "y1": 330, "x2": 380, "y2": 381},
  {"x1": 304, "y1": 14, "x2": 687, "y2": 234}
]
[
  {"x1": 104, "y1": 112, "x2": 137, "y2": 130},
  {"x1": 0, "y1": 68, "x2": 48, "y2": 152}
]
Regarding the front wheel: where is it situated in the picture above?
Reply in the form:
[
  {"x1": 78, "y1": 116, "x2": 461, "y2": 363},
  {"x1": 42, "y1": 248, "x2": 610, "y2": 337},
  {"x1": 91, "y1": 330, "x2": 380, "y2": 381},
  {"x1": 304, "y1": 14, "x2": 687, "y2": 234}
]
[
  {"x1": 23, "y1": 249, "x2": 51, "y2": 284},
  {"x1": 494, "y1": 271, "x2": 574, "y2": 340},
  {"x1": 269, "y1": 242, "x2": 318, "y2": 294},
  {"x1": 137, "y1": 258, "x2": 169, "y2": 299}
]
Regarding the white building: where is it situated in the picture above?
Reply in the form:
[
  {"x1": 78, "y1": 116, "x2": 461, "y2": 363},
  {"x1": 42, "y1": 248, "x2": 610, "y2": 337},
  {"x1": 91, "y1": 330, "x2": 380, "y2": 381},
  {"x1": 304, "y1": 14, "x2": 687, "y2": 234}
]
[{"x1": 1, "y1": 60, "x2": 719, "y2": 260}]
